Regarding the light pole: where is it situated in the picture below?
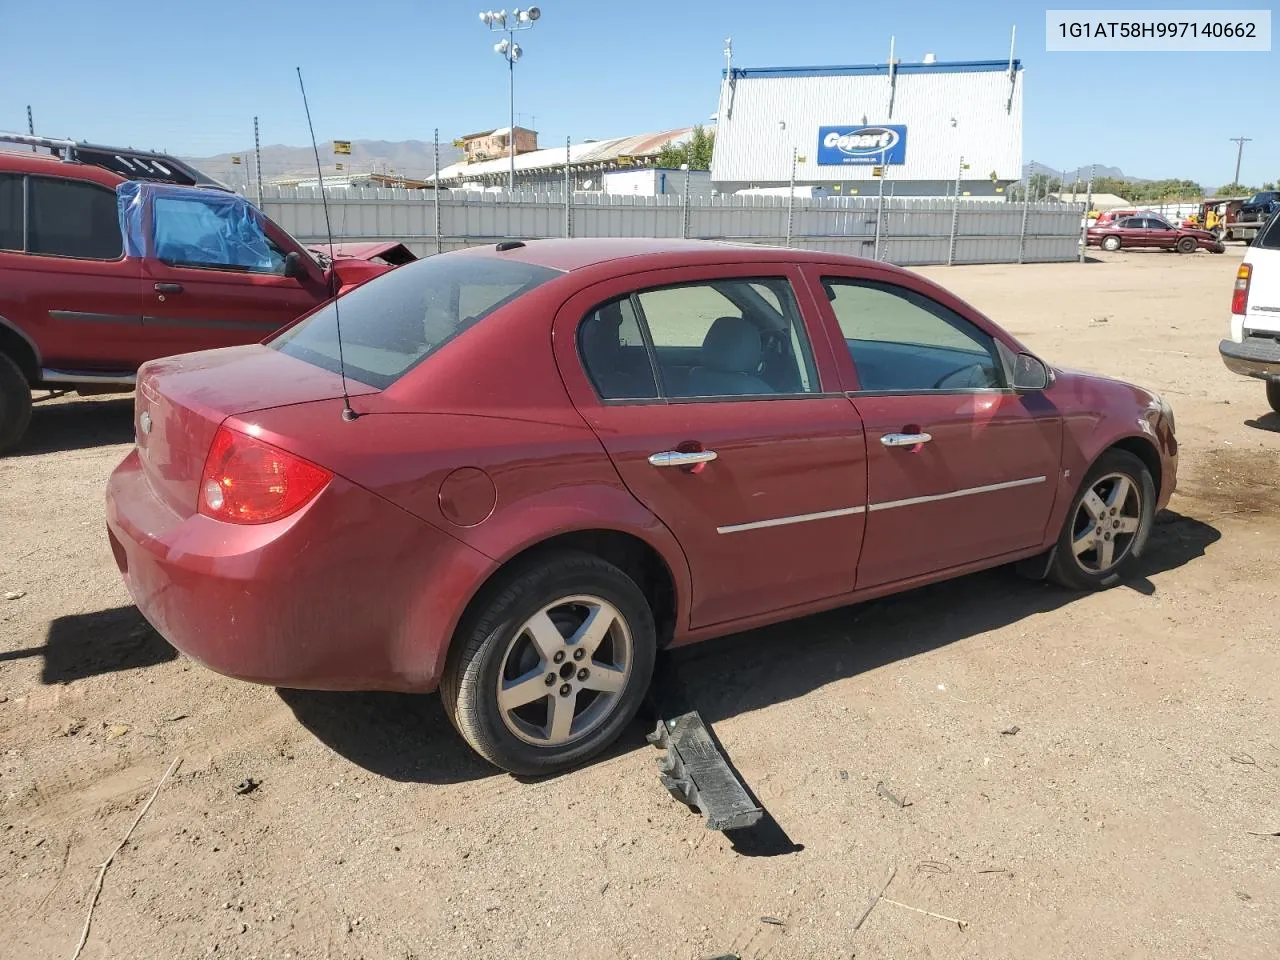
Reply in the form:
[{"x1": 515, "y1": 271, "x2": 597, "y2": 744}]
[
  {"x1": 480, "y1": 7, "x2": 542, "y2": 193},
  {"x1": 1230, "y1": 136, "x2": 1252, "y2": 190}
]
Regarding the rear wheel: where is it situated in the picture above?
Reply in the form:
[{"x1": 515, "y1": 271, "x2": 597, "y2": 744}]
[
  {"x1": 1268, "y1": 380, "x2": 1280, "y2": 414},
  {"x1": 0, "y1": 353, "x2": 32, "y2": 454},
  {"x1": 1176, "y1": 236, "x2": 1197, "y2": 254},
  {"x1": 1101, "y1": 235, "x2": 1122, "y2": 252},
  {"x1": 1048, "y1": 449, "x2": 1155, "y2": 591},
  {"x1": 441, "y1": 551, "x2": 656, "y2": 776}
]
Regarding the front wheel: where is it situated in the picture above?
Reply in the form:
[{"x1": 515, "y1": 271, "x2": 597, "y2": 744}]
[
  {"x1": 1268, "y1": 380, "x2": 1280, "y2": 414},
  {"x1": 1176, "y1": 236, "x2": 1198, "y2": 254},
  {"x1": 1101, "y1": 235, "x2": 1122, "y2": 252},
  {"x1": 1048, "y1": 449, "x2": 1156, "y2": 591},
  {"x1": 441, "y1": 551, "x2": 656, "y2": 776}
]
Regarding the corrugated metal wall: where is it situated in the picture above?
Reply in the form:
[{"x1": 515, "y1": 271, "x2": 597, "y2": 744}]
[{"x1": 261, "y1": 187, "x2": 1082, "y2": 266}]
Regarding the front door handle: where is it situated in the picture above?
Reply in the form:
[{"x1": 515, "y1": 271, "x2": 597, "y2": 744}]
[
  {"x1": 154, "y1": 282, "x2": 183, "y2": 294},
  {"x1": 880, "y1": 432, "x2": 933, "y2": 447},
  {"x1": 648, "y1": 450, "x2": 718, "y2": 468}
]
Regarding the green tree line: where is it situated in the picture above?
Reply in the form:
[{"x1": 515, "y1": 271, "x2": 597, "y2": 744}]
[
  {"x1": 1010, "y1": 172, "x2": 1278, "y2": 204},
  {"x1": 656, "y1": 126, "x2": 715, "y2": 170}
]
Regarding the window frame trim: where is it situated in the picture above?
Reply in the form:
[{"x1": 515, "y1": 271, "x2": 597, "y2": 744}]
[
  {"x1": 21, "y1": 174, "x2": 126, "y2": 263},
  {"x1": 577, "y1": 274, "x2": 835, "y2": 406}
]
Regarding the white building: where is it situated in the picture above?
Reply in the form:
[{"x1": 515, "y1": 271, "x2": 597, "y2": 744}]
[
  {"x1": 711, "y1": 58, "x2": 1024, "y2": 198},
  {"x1": 600, "y1": 168, "x2": 712, "y2": 198}
]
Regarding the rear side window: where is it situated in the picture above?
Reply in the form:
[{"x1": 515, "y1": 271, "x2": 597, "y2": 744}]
[
  {"x1": 0, "y1": 174, "x2": 21, "y2": 251},
  {"x1": 27, "y1": 178, "x2": 122, "y2": 260},
  {"x1": 272, "y1": 255, "x2": 559, "y2": 389},
  {"x1": 1257, "y1": 212, "x2": 1280, "y2": 250}
]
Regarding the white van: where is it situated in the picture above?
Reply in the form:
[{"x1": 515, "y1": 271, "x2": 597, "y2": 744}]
[{"x1": 1220, "y1": 212, "x2": 1280, "y2": 413}]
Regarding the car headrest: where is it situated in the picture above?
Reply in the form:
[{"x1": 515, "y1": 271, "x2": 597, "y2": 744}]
[
  {"x1": 580, "y1": 302, "x2": 624, "y2": 366},
  {"x1": 701, "y1": 316, "x2": 762, "y2": 375}
]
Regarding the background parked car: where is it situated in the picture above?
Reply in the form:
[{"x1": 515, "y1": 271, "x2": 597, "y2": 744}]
[
  {"x1": 1086, "y1": 215, "x2": 1225, "y2": 254},
  {"x1": 105, "y1": 238, "x2": 1178, "y2": 775},
  {"x1": 0, "y1": 134, "x2": 413, "y2": 453}
]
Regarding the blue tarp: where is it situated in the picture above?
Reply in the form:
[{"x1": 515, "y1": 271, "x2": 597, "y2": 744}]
[{"x1": 117, "y1": 182, "x2": 281, "y2": 272}]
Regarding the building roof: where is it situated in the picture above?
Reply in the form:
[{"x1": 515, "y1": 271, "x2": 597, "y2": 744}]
[
  {"x1": 711, "y1": 59, "x2": 1023, "y2": 184},
  {"x1": 1053, "y1": 192, "x2": 1131, "y2": 210},
  {"x1": 434, "y1": 127, "x2": 694, "y2": 181}
]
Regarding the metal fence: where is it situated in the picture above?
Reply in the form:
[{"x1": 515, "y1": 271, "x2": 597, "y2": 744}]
[{"x1": 259, "y1": 186, "x2": 1084, "y2": 266}]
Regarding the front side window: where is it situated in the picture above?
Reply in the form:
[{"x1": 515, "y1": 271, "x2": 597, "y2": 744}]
[
  {"x1": 0, "y1": 174, "x2": 22, "y2": 251},
  {"x1": 153, "y1": 195, "x2": 285, "y2": 273},
  {"x1": 823, "y1": 278, "x2": 1003, "y2": 393},
  {"x1": 27, "y1": 178, "x2": 122, "y2": 260},
  {"x1": 272, "y1": 255, "x2": 559, "y2": 389}
]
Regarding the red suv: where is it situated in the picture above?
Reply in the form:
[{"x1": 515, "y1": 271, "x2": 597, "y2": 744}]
[{"x1": 0, "y1": 134, "x2": 412, "y2": 452}]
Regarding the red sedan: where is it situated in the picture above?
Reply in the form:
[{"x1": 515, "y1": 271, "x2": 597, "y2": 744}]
[
  {"x1": 105, "y1": 239, "x2": 1178, "y2": 774},
  {"x1": 1087, "y1": 214, "x2": 1225, "y2": 253}
]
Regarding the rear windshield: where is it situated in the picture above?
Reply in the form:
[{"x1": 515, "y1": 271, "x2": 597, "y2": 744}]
[{"x1": 271, "y1": 255, "x2": 560, "y2": 389}]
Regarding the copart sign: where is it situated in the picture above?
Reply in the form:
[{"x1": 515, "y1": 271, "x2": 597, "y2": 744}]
[{"x1": 816, "y1": 125, "x2": 908, "y2": 165}]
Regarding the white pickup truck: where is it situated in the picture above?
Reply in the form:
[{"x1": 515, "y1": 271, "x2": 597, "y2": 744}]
[{"x1": 1220, "y1": 213, "x2": 1280, "y2": 413}]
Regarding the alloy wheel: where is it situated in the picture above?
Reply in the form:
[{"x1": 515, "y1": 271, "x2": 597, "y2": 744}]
[
  {"x1": 1069, "y1": 472, "x2": 1142, "y2": 574},
  {"x1": 496, "y1": 595, "x2": 633, "y2": 747}
]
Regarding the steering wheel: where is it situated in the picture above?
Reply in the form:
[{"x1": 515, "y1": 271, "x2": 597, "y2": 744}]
[{"x1": 932, "y1": 364, "x2": 987, "y2": 390}]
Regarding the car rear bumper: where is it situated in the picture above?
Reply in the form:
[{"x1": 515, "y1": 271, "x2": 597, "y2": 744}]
[
  {"x1": 105, "y1": 449, "x2": 494, "y2": 693},
  {"x1": 1219, "y1": 337, "x2": 1280, "y2": 381}
]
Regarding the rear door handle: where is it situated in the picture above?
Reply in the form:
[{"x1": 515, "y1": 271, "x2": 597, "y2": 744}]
[
  {"x1": 648, "y1": 450, "x2": 718, "y2": 468},
  {"x1": 880, "y1": 432, "x2": 933, "y2": 447},
  {"x1": 154, "y1": 282, "x2": 183, "y2": 294}
]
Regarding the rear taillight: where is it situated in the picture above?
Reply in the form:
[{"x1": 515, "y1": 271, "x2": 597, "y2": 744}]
[
  {"x1": 198, "y1": 425, "x2": 332, "y2": 524},
  {"x1": 1232, "y1": 263, "x2": 1252, "y2": 315}
]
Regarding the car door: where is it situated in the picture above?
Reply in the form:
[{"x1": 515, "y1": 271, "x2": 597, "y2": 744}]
[
  {"x1": 553, "y1": 263, "x2": 868, "y2": 630},
  {"x1": 2, "y1": 174, "x2": 145, "y2": 372},
  {"x1": 1115, "y1": 217, "x2": 1146, "y2": 247},
  {"x1": 139, "y1": 189, "x2": 330, "y2": 363},
  {"x1": 804, "y1": 266, "x2": 1063, "y2": 590},
  {"x1": 1144, "y1": 217, "x2": 1178, "y2": 249}
]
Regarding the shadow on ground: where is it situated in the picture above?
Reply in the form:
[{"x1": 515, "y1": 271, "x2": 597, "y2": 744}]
[
  {"x1": 1, "y1": 605, "x2": 178, "y2": 683},
  {"x1": 1245, "y1": 412, "x2": 1280, "y2": 434},
  {"x1": 12, "y1": 396, "x2": 135, "y2": 456},
  {"x1": 282, "y1": 510, "x2": 1220, "y2": 789}
]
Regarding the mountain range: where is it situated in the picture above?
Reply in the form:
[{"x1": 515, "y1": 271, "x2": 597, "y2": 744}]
[
  {"x1": 1023, "y1": 163, "x2": 1144, "y2": 184},
  {"x1": 182, "y1": 139, "x2": 464, "y2": 185}
]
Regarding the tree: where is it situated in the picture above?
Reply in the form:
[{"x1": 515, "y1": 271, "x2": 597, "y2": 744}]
[
  {"x1": 1216, "y1": 182, "x2": 1256, "y2": 197},
  {"x1": 656, "y1": 125, "x2": 715, "y2": 171},
  {"x1": 1007, "y1": 172, "x2": 1061, "y2": 201}
]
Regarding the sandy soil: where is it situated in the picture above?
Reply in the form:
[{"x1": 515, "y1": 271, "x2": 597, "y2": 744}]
[{"x1": 2, "y1": 246, "x2": 1278, "y2": 960}]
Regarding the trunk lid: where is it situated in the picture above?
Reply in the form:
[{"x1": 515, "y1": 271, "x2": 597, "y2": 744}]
[{"x1": 134, "y1": 345, "x2": 376, "y2": 516}]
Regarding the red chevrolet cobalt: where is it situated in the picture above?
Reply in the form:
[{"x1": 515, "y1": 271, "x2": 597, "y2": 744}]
[{"x1": 106, "y1": 239, "x2": 1177, "y2": 774}]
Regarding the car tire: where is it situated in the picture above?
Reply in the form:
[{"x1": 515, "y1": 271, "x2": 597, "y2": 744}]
[
  {"x1": 0, "y1": 353, "x2": 33, "y2": 455},
  {"x1": 1101, "y1": 235, "x2": 1121, "y2": 252},
  {"x1": 1268, "y1": 380, "x2": 1280, "y2": 415},
  {"x1": 1048, "y1": 449, "x2": 1156, "y2": 592},
  {"x1": 1176, "y1": 237, "x2": 1197, "y2": 254},
  {"x1": 441, "y1": 551, "x2": 657, "y2": 776}
]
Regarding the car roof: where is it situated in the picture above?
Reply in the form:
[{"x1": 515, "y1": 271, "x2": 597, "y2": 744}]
[
  {"x1": 450, "y1": 236, "x2": 913, "y2": 277},
  {"x1": 0, "y1": 148, "x2": 125, "y2": 188}
]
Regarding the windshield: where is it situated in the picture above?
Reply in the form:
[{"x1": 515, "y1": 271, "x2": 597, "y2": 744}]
[{"x1": 271, "y1": 254, "x2": 560, "y2": 389}]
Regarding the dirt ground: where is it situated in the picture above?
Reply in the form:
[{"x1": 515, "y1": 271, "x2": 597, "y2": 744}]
[{"x1": 3, "y1": 246, "x2": 1279, "y2": 960}]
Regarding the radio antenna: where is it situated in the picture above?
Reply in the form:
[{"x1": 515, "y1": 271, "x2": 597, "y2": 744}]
[{"x1": 296, "y1": 66, "x2": 357, "y2": 422}]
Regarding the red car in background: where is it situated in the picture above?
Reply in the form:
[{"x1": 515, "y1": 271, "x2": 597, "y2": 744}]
[
  {"x1": 1087, "y1": 214, "x2": 1225, "y2": 254},
  {"x1": 105, "y1": 239, "x2": 1178, "y2": 775},
  {"x1": 0, "y1": 134, "x2": 413, "y2": 453}
]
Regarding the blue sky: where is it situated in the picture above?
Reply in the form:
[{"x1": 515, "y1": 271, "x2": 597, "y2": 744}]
[{"x1": 4, "y1": 0, "x2": 1276, "y2": 186}]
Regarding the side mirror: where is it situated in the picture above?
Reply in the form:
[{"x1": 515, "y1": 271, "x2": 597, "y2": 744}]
[
  {"x1": 283, "y1": 250, "x2": 305, "y2": 279},
  {"x1": 1012, "y1": 352, "x2": 1050, "y2": 392}
]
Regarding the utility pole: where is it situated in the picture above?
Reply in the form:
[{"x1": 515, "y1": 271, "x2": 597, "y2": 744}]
[
  {"x1": 1230, "y1": 136, "x2": 1252, "y2": 188},
  {"x1": 253, "y1": 116, "x2": 263, "y2": 208}
]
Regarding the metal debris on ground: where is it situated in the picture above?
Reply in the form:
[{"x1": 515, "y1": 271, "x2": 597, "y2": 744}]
[
  {"x1": 233, "y1": 778, "x2": 260, "y2": 795},
  {"x1": 646, "y1": 712, "x2": 762, "y2": 832},
  {"x1": 853, "y1": 866, "x2": 897, "y2": 932},
  {"x1": 875, "y1": 781, "x2": 911, "y2": 808},
  {"x1": 1000, "y1": 725, "x2": 1020, "y2": 736},
  {"x1": 3, "y1": 590, "x2": 25, "y2": 601},
  {"x1": 1246, "y1": 830, "x2": 1280, "y2": 837},
  {"x1": 759, "y1": 916, "x2": 784, "y2": 926}
]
